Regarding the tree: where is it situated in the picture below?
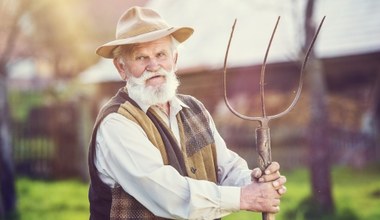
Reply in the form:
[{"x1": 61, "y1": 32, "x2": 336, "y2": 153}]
[
  {"x1": 303, "y1": 0, "x2": 335, "y2": 215},
  {"x1": 0, "y1": 0, "x2": 31, "y2": 217},
  {"x1": 24, "y1": 0, "x2": 96, "y2": 79},
  {"x1": 0, "y1": 0, "x2": 97, "y2": 215}
]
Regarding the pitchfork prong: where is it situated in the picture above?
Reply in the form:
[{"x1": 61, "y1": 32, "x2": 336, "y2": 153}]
[
  {"x1": 269, "y1": 16, "x2": 326, "y2": 120},
  {"x1": 223, "y1": 17, "x2": 281, "y2": 126},
  {"x1": 223, "y1": 16, "x2": 326, "y2": 126},
  {"x1": 260, "y1": 16, "x2": 281, "y2": 118},
  {"x1": 222, "y1": 19, "x2": 256, "y2": 121}
]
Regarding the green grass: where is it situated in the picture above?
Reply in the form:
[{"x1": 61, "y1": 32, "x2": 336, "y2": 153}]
[
  {"x1": 329, "y1": 165, "x2": 380, "y2": 220},
  {"x1": 15, "y1": 165, "x2": 380, "y2": 220},
  {"x1": 224, "y1": 165, "x2": 380, "y2": 220},
  {"x1": 16, "y1": 178, "x2": 89, "y2": 220}
]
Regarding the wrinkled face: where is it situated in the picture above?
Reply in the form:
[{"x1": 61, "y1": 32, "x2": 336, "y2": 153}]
[
  {"x1": 114, "y1": 36, "x2": 177, "y2": 87},
  {"x1": 113, "y1": 36, "x2": 180, "y2": 105}
]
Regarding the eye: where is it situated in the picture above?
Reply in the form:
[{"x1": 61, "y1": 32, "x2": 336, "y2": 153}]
[
  {"x1": 135, "y1": 56, "x2": 147, "y2": 61},
  {"x1": 157, "y1": 51, "x2": 167, "y2": 59}
]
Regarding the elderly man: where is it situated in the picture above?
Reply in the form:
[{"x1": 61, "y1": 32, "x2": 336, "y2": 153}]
[{"x1": 88, "y1": 6, "x2": 286, "y2": 220}]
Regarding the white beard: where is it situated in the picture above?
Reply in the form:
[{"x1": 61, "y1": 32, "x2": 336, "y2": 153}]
[{"x1": 126, "y1": 68, "x2": 180, "y2": 106}]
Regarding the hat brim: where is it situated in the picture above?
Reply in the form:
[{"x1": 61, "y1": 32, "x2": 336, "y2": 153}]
[{"x1": 96, "y1": 26, "x2": 194, "y2": 58}]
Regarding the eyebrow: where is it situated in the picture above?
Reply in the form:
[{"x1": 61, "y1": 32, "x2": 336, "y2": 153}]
[{"x1": 132, "y1": 48, "x2": 169, "y2": 57}]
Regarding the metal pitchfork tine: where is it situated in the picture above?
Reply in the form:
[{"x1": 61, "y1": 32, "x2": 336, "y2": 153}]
[{"x1": 223, "y1": 16, "x2": 325, "y2": 220}]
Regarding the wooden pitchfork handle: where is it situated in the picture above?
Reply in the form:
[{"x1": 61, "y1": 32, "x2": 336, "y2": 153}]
[{"x1": 256, "y1": 127, "x2": 274, "y2": 220}]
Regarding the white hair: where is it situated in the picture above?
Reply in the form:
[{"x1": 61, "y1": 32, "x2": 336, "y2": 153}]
[{"x1": 126, "y1": 67, "x2": 180, "y2": 105}]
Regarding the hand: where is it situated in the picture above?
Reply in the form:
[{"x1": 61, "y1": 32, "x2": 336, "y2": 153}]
[
  {"x1": 240, "y1": 178, "x2": 285, "y2": 213},
  {"x1": 251, "y1": 161, "x2": 287, "y2": 195},
  {"x1": 240, "y1": 162, "x2": 287, "y2": 213}
]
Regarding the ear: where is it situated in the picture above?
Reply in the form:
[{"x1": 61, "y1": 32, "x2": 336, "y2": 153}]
[{"x1": 113, "y1": 58, "x2": 128, "y2": 80}]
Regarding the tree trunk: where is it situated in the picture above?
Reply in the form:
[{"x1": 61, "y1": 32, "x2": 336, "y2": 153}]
[
  {"x1": 0, "y1": 66, "x2": 17, "y2": 218},
  {"x1": 306, "y1": 59, "x2": 334, "y2": 214},
  {"x1": 362, "y1": 73, "x2": 380, "y2": 162},
  {"x1": 0, "y1": 1, "x2": 30, "y2": 217},
  {"x1": 304, "y1": 0, "x2": 335, "y2": 215}
]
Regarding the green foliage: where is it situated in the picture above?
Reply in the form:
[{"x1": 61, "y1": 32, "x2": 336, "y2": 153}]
[
  {"x1": 9, "y1": 88, "x2": 73, "y2": 122},
  {"x1": 25, "y1": 0, "x2": 97, "y2": 76},
  {"x1": 14, "y1": 166, "x2": 380, "y2": 220},
  {"x1": 2, "y1": 0, "x2": 98, "y2": 80},
  {"x1": 13, "y1": 137, "x2": 55, "y2": 161},
  {"x1": 9, "y1": 90, "x2": 45, "y2": 121}
]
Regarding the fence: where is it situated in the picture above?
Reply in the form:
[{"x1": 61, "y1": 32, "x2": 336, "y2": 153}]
[
  {"x1": 11, "y1": 100, "x2": 377, "y2": 180},
  {"x1": 12, "y1": 102, "x2": 90, "y2": 180}
]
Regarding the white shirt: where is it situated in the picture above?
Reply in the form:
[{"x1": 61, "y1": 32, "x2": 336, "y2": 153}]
[{"x1": 95, "y1": 95, "x2": 252, "y2": 219}]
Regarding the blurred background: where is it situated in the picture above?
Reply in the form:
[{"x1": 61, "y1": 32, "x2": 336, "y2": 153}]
[{"x1": 1, "y1": 0, "x2": 379, "y2": 219}]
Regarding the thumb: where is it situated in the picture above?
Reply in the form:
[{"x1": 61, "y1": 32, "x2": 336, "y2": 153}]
[{"x1": 251, "y1": 168, "x2": 262, "y2": 181}]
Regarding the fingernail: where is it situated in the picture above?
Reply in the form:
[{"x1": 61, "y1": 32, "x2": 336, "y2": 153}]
[
  {"x1": 273, "y1": 181, "x2": 279, "y2": 187},
  {"x1": 265, "y1": 170, "x2": 270, "y2": 175}
]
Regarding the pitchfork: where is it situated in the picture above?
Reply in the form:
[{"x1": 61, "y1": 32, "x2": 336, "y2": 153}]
[{"x1": 223, "y1": 16, "x2": 325, "y2": 220}]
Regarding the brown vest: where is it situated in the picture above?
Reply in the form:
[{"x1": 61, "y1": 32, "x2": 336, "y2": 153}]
[{"x1": 88, "y1": 88, "x2": 218, "y2": 220}]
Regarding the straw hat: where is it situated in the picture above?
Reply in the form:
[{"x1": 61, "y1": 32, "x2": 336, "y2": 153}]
[{"x1": 96, "y1": 6, "x2": 194, "y2": 58}]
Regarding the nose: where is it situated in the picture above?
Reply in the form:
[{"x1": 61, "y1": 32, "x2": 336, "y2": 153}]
[{"x1": 146, "y1": 58, "x2": 161, "y2": 72}]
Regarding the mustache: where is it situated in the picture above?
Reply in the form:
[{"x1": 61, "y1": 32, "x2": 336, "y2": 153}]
[{"x1": 129, "y1": 68, "x2": 169, "y2": 86}]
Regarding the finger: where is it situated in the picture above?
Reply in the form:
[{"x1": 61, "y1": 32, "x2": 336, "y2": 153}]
[
  {"x1": 271, "y1": 205, "x2": 280, "y2": 213},
  {"x1": 251, "y1": 168, "x2": 262, "y2": 180},
  {"x1": 272, "y1": 198, "x2": 281, "y2": 206},
  {"x1": 272, "y1": 175, "x2": 287, "y2": 189},
  {"x1": 259, "y1": 171, "x2": 280, "y2": 182},
  {"x1": 265, "y1": 161, "x2": 280, "y2": 175},
  {"x1": 269, "y1": 199, "x2": 281, "y2": 213},
  {"x1": 277, "y1": 186, "x2": 287, "y2": 195}
]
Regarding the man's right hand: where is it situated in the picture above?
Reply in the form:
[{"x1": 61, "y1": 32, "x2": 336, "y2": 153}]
[{"x1": 240, "y1": 173, "x2": 286, "y2": 213}]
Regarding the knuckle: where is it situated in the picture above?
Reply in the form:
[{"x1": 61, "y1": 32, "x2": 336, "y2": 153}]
[
  {"x1": 272, "y1": 161, "x2": 280, "y2": 169},
  {"x1": 279, "y1": 176, "x2": 286, "y2": 184},
  {"x1": 281, "y1": 176, "x2": 286, "y2": 182}
]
